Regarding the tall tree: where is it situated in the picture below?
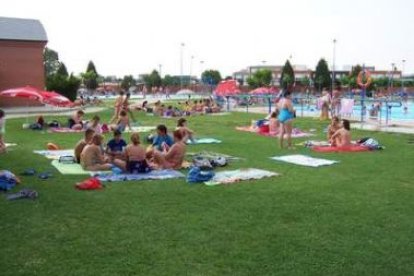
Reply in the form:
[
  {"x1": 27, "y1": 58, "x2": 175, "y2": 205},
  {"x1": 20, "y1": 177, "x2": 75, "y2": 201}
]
[
  {"x1": 56, "y1": 62, "x2": 68, "y2": 77},
  {"x1": 201, "y1": 70, "x2": 222, "y2": 85},
  {"x1": 247, "y1": 69, "x2": 273, "y2": 88},
  {"x1": 83, "y1": 61, "x2": 99, "y2": 90},
  {"x1": 314, "y1": 58, "x2": 331, "y2": 92},
  {"x1": 46, "y1": 73, "x2": 81, "y2": 101},
  {"x1": 86, "y1": 61, "x2": 98, "y2": 75},
  {"x1": 280, "y1": 60, "x2": 295, "y2": 89},
  {"x1": 143, "y1": 70, "x2": 162, "y2": 89},
  {"x1": 43, "y1": 47, "x2": 60, "y2": 77},
  {"x1": 121, "y1": 75, "x2": 136, "y2": 91}
]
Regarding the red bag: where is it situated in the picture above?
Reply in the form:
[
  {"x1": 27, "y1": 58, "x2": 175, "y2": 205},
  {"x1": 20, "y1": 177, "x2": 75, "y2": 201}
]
[{"x1": 75, "y1": 178, "x2": 103, "y2": 190}]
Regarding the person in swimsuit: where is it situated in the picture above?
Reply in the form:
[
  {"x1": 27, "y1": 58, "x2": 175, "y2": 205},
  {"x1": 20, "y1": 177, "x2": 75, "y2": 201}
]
[
  {"x1": 80, "y1": 134, "x2": 112, "y2": 171},
  {"x1": 330, "y1": 119, "x2": 352, "y2": 147},
  {"x1": 151, "y1": 130, "x2": 186, "y2": 169},
  {"x1": 122, "y1": 92, "x2": 136, "y2": 122},
  {"x1": 68, "y1": 110, "x2": 84, "y2": 130},
  {"x1": 113, "y1": 133, "x2": 149, "y2": 173},
  {"x1": 277, "y1": 88, "x2": 295, "y2": 149},
  {"x1": 327, "y1": 116, "x2": 341, "y2": 142},
  {"x1": 110, "y1": 110, "x2": 131, "y2": 132},
  {"x1": 109, "y1": 91, "x2": 125, "y2": 124},
  {"x1": 74, "y1": 128, "x2": 95, "y2": 163},
  {"x1": 268, "y1": 110, "x2": 280, "y2": 135},
  {"x1": 176, "y1": 118, "x2": 195, "y2": 143}
]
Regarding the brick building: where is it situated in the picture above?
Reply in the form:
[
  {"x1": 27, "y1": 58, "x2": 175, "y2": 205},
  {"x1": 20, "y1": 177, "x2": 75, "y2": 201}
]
[{"x1": 0, "y1": 17, "x2": 48, "y2": 92}]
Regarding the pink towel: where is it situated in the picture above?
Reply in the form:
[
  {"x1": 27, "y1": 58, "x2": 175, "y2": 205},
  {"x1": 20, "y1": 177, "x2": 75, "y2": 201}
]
[{"x1": 340, "y1": 99, "x2": 354, "y2": 115}]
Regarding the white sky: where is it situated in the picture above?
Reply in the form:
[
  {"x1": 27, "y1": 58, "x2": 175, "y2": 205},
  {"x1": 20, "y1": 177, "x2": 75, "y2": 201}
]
[{"x1": 3, "y1": 0, "x2": 413, "y2": 78}]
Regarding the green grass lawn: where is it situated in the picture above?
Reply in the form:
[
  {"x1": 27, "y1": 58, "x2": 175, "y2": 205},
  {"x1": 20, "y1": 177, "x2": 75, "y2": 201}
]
[{"x1": 1, "y1": 110, "x2": 414, "y2": 275}]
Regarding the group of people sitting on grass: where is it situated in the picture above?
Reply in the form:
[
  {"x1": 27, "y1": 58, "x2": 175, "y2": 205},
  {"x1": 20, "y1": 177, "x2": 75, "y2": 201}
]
[
  {"x1": 131, "y1": 97, "x2": 222, "y2": 117},
  {"x1": 74, "y1": 118, "x2": 195, "y2": 173}
]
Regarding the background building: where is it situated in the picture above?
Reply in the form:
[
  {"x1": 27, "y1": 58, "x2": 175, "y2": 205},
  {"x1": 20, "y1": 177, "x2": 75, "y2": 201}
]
[{"x1": 0, "y1": 17, "x2": 47, "y2": 92}]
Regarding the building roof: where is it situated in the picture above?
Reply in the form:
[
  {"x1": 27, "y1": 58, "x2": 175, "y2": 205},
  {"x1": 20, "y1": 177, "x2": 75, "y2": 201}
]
[{"x1": 0, "y1": 17, "x2": 47, "y2": 42}]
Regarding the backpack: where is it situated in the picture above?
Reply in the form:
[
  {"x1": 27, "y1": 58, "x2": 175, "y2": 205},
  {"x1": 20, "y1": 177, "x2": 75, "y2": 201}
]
[{"x1": 187, "y1": 167, "x2": 215, "y2": 183}]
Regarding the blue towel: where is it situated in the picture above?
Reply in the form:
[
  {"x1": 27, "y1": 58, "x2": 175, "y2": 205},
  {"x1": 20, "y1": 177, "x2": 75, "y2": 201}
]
[{"x1": 92, "y1": 169, "x2": 185, "y2": 182}]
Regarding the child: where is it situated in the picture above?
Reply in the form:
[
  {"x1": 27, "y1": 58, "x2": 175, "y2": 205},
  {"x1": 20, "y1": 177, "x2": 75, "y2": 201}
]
[
  {"x1": 68, "y1": 110, "x2": 84, "y2": 130},
  {"x1": 86, "y1": 115, "x2": 102, "y2": 134},
  {"x1": 110, "y1": 110, "x2": 131, "y2": 132},
  {"x1": 113, "y1": 133, "x2": 149, "y2": 173},
  {"x1": 0, "y1": 109, "x2": 6, "y2": 154},
  {"x1": 176, "y1": 118, "x2": 195, "y2": 143},
  {"x1": 330, "y1": 119, "x2": 351, "y2": 147},
  {"x1": 151, "y1": 124, "x2": 174, "y2": 151},
  {"x1": 74, "y1": 128, "x2": 95, "y2": 163},
  {"x1": 80, "y1": 134, "x2": 112, "y2": 171},
  {"x1": 106, "y1": 130, "x2": 127, "y2": 161},
  {"x1": 319, "y1": 89, "x2": 331, "y2": 120},
  {"x1": 327, "y1": 116, "x2": 341, "y2": 141},
  {"x1": 152, "y1": 130, "x2": 187, "y2": 169},
  {"x1": 268, "y1": 110, "x2": 280, "y2": 135}
]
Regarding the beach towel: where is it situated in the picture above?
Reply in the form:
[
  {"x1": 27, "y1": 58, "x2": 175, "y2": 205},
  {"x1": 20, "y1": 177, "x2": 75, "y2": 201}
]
[
  {"x1": 92, "y1": 169, "x2": 185, "y2": 182},
  {"x1": 340, "y1": 99, "x2": 354, "y2": 116},
  {"x1": 187, "y1": 138, "x2": 222, "y2": 144},
  {"x1": 124, "y1": 126, "x2": 157, "y2": 133},
  {"x1": 49, "y1": 128, "x2": 84, "y2": 133},
  {"x1": 205, "y1": 168, "x2": 278, "y2": 186},
  {"x1": 270, "y1": 155, "x2": 339, "y2": 167},
  {"x1": 312, "y1": 145, "x2": 370, "y2": 153},
  {"x1": 51, "y1": 160, "x2": 106, "y2": 175},
  {"x1": 296, "y1": 140, "x2": 331, "y2": 147},
  {"x1": 186, "y1": 151, "x2": 241, "y2": 161},
  {"x1": 236, "y1": 126, "x2": 313, "y2": 138},
  {"x1": 5, "y1": 143, "x2": 17, "y2": 148},
  {"x1": 34, "y1": 149, "x2": 74, "y2": 159}
]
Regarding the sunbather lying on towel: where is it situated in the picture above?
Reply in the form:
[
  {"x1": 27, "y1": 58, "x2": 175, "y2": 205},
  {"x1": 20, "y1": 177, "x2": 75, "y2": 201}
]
[
  {"x1": 80, "y1": 134, "x2": 112, "y2": 171},
  {"x1": 150, "y1": 130, "x2": 186, "y2": 170}
]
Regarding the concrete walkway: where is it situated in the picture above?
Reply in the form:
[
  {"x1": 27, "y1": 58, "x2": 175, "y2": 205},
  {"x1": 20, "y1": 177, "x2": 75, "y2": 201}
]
[{"x1": 4, "y1": 106, "x2": 108, "y2": 119}]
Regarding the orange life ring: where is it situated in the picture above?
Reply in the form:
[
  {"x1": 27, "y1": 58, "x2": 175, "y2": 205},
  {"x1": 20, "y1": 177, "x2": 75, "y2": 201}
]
[{"x1": 357, "y1": 70, "x2": 372, "y2": 88}]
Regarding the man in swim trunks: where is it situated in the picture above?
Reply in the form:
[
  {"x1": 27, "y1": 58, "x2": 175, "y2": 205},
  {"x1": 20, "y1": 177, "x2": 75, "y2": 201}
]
[
  {"x1": 330, "y1": 119, "x2": 351, "y2": 147},
  {"x1": 151, "y1": 130, "x2": 186, "y2": 169},
  {"x1": 74, "y1": 128, "x2": 95, "y2": 163}
]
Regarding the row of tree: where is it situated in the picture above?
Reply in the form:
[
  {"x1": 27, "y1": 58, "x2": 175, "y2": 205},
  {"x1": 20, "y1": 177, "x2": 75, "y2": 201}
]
[{"x1": 245, "y1": 59, "x2": 413, "y2": 91}]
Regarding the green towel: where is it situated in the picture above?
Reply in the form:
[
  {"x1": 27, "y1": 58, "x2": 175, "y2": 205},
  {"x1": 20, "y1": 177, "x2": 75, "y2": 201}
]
[{"x1": 51, "y1": 160, "x2": 91, "y2": 175}]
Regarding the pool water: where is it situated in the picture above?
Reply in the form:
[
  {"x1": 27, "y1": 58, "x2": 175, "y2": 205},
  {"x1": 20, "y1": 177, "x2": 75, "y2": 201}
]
[{"x1": 295, "y1": 101, "x2": 414, "y2": 121}]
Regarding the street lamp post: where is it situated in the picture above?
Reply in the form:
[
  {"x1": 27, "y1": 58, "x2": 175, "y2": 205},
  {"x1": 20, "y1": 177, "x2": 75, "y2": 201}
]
[
  {"x1": 332, "y1": 38, "x2": 337, "y2": 95},
  {"x1": 189, "y1": 56, "x2": 194, "y2": 86},
  {"x1": 390, "y1": 63, "x2": 395, "y2": 93},
  {"x1": 402, "y1": 59, "x2": 406, "y2": 93},
  {"x1": 158, "y1": 64, "x2": 162, "y2": 77},
  {"x1": 180, "y1": 43, "x2": 185, "y2": 88}
]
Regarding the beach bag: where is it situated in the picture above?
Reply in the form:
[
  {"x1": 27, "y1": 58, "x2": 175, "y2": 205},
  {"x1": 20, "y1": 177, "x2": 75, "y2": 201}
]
[
  {"x1": 0, "y1": 170, "x2": 20, "y2": 191},
  {"x1": 210, "y1": 156, "x2": 227, "y2": 167},
  {"x1": 192, "y1": 156, "x2": 213, "y2": 170},
  {"x1": 361, "y1": 138, "x2": 382, "y2": 150},
  {"x1": 59, "y1": 156, "x2": 76, "y2": 164},
  {"x1": 48, "y1": 120, "x2": 60, "y2": 128},
  {"x1": 187, "y1": 167, "x2": 215, "y2": 183}
]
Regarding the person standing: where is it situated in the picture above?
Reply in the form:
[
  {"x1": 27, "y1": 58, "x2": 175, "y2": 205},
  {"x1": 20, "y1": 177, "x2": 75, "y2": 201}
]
[{"x1": 277, "y1": 88, "x2": 295, "y2": 149}]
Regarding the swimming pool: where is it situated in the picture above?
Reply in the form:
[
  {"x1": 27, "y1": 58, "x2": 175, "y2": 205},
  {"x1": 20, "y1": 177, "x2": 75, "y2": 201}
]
[{"x1": 294, "y1": 101, "x2": 414, "y2": 121}]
